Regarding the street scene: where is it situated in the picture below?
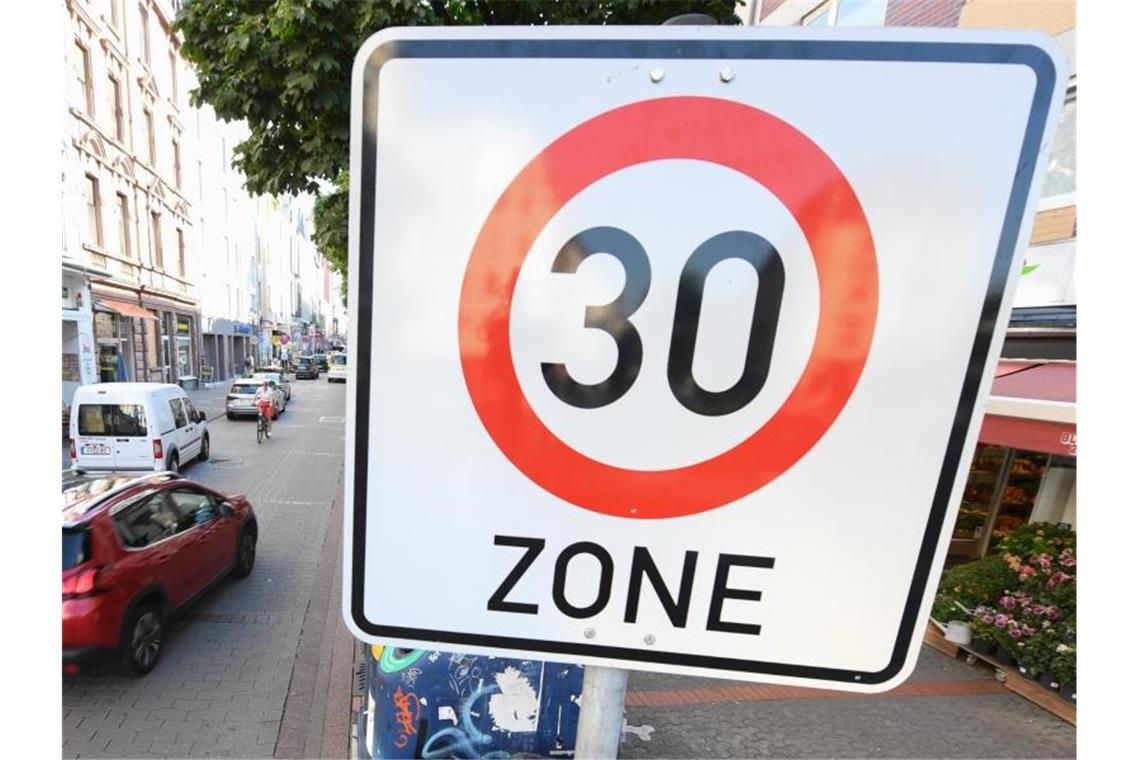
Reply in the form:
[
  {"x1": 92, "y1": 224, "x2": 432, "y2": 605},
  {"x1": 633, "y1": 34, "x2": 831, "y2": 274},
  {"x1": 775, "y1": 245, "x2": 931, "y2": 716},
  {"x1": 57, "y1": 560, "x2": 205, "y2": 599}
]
[{"x1": 60, "y1": 1, "x2": 1079, "y2": 759}]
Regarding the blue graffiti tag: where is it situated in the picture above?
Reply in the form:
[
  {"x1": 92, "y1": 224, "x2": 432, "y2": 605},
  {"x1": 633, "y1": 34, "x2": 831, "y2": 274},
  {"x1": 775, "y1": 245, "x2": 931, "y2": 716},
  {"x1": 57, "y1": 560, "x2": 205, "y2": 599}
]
[{"x1": 421, "y1": 683, "x2": 511, "y2": 760}]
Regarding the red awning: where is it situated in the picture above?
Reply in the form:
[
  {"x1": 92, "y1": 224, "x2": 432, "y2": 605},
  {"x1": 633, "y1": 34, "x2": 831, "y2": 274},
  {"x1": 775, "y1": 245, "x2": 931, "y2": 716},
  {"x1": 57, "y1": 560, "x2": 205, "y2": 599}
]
[
  {"x1": 991, "y1": 361, "x2": 1075, "y2": 403},
  {"x1": 96, "y1": 300, "x2": 158, "y2": 321},
  {"x1": 981, "y1": 361, "x2": 1075, "y2": 457}
]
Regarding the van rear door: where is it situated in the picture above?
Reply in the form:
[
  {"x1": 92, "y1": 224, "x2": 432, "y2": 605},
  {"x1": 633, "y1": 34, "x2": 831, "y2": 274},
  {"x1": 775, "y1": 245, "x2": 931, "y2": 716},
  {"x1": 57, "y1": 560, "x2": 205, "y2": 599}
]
[
  {"x1": 113, "y1": 403, "x2": 154, "y2": 470},
  {"x1": 75, "y1": 403, "x2": 150, "y2": 470},
  {"x1": 74, "y1": 404, "x2": 116, "y2": 469}
]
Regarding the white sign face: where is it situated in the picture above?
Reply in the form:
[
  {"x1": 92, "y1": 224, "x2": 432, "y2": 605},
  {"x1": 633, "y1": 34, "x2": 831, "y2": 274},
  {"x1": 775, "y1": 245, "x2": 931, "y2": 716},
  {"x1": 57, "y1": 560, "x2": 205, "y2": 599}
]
[{"x1": 344, "y1": 27, "x2": 1066, "y2": 691}]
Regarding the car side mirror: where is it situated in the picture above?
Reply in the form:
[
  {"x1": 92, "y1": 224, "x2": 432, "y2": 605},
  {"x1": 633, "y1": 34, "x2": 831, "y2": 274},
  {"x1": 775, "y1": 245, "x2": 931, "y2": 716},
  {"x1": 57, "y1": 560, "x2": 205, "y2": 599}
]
[
  {"x1": 197, "y1": 411, "x2": 207, "y2": 423},
  {"x1": 218, "y1": 501, "x2": 235, "y2": 517}
]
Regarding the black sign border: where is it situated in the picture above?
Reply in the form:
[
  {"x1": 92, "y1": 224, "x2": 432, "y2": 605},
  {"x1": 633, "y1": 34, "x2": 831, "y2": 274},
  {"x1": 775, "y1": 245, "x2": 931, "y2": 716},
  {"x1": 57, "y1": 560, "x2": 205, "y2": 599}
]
[{"x1": 350, "y1": 36, "x2": 1057, "y2": 685}]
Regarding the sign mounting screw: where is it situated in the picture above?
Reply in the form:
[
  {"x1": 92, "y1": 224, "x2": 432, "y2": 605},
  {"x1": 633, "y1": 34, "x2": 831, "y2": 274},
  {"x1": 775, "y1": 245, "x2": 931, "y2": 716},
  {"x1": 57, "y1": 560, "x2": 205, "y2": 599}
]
[
  {"x1": 649, "y1": 67, "x2": 665, "y2": 83},
  {"x1": 584, "y1": 628, "x2": 596, "y2": 639},
  {"x1": 644, "y1": 634, "x2": 656, "y2": 646},
  {"x1": 719, "y1": 66, "x2": 735, "y2": 83}
]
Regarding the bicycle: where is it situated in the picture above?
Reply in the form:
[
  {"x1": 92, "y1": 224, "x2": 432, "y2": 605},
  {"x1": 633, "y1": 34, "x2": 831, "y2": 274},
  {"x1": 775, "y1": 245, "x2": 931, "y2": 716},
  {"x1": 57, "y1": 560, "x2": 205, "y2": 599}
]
[{"x1": 257, "y1": 407, "x2": 271, "y2": 444}]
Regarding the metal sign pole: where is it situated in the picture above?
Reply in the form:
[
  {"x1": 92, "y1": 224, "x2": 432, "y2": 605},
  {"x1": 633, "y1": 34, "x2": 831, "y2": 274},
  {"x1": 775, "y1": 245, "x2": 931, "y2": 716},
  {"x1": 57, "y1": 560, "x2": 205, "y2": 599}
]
[{"x1": 574, "y1": 665, "x2": 629, "y2": 758}]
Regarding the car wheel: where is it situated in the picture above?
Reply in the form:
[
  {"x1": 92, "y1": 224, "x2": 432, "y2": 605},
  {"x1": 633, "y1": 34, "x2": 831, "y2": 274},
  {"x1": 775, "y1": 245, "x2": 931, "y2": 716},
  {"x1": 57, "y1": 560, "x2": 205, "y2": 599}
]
[
  {"x1": 226, "y1": 412, "x2": 235, "y2": 420},
  {"x1": 166, "y1": 451, "x2": 179, "y2": 474},
  {"x1": 233, "y1": 528, "x2": 256, "y2": 578},
  {"x1": 120, "y1": 602, "x2": 164, "y2": 676},
  {"x1": 198, "y1": 433, "x2": 210, "y2": 462}
]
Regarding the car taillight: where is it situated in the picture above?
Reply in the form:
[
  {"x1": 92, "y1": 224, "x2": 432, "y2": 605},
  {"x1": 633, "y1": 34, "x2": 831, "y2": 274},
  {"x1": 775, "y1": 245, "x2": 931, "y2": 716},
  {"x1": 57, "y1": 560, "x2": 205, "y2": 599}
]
[
  {"x1": 69, "y1": 439, "x2": 76, "y2": 460},
  {"x1": 153, "y1": 438, "x2": 163, "y2": 460},
  {"x1": 62, "y1": 567, "x2": 101, "y2": 598}
]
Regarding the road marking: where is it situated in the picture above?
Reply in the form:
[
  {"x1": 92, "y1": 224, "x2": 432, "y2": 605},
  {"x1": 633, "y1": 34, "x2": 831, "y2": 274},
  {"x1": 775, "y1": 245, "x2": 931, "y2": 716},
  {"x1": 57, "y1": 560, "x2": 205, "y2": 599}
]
[{"x1": 319, "y1": 416, "x2": 346, "y2": 424}]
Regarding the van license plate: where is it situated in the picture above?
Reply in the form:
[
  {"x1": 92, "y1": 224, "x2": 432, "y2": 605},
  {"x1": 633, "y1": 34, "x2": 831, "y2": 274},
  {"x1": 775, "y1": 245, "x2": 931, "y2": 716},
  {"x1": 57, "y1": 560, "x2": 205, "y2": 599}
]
[{"x1": 82, "y1": 444, "x2": 111, "y2": 455}]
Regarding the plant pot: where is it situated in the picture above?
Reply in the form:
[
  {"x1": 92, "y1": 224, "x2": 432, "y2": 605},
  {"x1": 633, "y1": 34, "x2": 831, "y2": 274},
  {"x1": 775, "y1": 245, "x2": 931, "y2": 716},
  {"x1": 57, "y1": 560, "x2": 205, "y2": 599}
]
[
  {"x1": 972, "y1": 639, "x2": 996, "y2": 656},
  {"x1": 1060, "y1": 683, "x2": 1076, "y2": 703},
  {"x1": 995, "y1": 648, "x2": 1016, "y2": 666},
  {"x1": 1038, "y1": 672, "x2": 1060, "y2": 691}
]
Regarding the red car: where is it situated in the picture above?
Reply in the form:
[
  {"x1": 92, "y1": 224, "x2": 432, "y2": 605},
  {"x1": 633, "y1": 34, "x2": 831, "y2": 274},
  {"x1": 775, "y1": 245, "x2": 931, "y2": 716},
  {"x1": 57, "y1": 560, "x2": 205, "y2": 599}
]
[{"x1": 62, "y1": 471, "x2": 258, "y2": 676}]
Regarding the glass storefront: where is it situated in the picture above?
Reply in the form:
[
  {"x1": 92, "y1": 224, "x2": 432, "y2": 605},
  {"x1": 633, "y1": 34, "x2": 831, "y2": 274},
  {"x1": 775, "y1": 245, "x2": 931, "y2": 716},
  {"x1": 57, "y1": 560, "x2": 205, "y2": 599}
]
[
  {"x1": 948, "y1": 443, "x2": 1076, "y2": 565},
  {"x1": 94, "y1": 311, "x2": 132, "y2": 382},
  {"x1": 176, "y1": 316, "x2": 192, "y2": 377}
]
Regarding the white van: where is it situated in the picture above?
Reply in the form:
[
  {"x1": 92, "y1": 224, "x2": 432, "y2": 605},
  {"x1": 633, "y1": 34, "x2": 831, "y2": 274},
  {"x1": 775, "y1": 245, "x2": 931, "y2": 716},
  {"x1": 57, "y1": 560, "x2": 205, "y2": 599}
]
[
  {"x1": 327, "y1": 352, "x2": 347, "y2": 383},
  {"x1": 69, "y1": 383, "x2": 210, "y2": 473}
]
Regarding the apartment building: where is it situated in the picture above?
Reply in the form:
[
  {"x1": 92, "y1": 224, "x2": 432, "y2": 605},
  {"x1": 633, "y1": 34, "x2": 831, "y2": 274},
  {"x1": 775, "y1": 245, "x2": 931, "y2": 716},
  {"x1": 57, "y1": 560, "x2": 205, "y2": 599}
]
[{"x1": 63, "y1": 0, "x2": 200, "y2": 403}]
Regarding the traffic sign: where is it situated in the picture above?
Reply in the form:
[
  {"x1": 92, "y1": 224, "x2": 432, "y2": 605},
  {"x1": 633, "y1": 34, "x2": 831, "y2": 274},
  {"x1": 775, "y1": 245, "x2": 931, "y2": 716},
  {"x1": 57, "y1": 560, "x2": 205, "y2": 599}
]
[{"x1": 343, "y1": 27, "x2": 1067, "y2": 692}]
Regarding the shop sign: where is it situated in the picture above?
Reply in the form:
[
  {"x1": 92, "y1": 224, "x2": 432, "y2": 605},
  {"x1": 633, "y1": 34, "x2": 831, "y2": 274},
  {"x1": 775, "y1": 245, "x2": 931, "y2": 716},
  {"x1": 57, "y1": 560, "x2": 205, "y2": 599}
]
[
  {"x1": 1014, "y1": 239, "x2": 1075, "y2": 308},
  {"x1": 343, "y1": 27, "x2": 1068, "y2": 692}
]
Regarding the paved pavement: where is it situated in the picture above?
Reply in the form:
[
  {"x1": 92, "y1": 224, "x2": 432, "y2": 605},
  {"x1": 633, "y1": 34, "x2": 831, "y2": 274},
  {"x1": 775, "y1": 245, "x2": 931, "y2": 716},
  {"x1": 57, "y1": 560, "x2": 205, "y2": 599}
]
[
  {"x1": 62, "y1": 377, "x2": 352, "y2": 759},
  {"x1": 619, "y1": 646, "x2": 1076, "y2": 758}
]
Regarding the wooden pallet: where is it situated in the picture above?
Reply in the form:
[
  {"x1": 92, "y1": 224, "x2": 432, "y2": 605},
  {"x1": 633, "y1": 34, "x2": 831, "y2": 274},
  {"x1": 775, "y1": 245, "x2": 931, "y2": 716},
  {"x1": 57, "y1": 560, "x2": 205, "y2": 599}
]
[{"x1": 923, "y1": 625, "x2": 1075, "y2": 726}]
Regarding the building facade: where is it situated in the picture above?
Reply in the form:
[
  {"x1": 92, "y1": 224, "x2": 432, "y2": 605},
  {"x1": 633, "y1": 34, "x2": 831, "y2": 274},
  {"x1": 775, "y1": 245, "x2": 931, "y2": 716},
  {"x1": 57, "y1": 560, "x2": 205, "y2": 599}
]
[
  {"x1": 63, "y1": 0, "x2": 347, "y2": 400},
  {"x1": 63, "y1": 0, "x2": 201, "y2": 405}
]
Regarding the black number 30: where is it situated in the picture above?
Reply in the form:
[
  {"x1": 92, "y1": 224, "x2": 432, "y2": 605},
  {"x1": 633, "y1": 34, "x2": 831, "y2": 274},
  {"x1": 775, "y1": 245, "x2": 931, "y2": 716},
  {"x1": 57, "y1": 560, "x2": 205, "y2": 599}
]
[{"x1": 541, "y1": 226, "x2": 785, "y2": 417}]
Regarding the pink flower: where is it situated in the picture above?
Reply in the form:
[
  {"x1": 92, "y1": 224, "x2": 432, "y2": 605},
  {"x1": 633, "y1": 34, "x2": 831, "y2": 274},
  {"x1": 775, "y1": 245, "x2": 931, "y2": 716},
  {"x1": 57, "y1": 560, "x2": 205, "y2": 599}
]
[
  {"x1": 982, "y1": 613, "x2": 995, "y2": 624},
  {"x1": 1009, "y1": 627, "x2": 1022, "y2": 639},
  {"x1": 1046, "y1": 609, "x2": 1058, "y2": 620},
  {"x1": 1062, "y1": 558, "x2": 1076, "y2": 567},
  {"x1": 995, "y1": 615, "x2": 1009, "y2": 627},
  {"x1": 999, "y1": 596, "x2": 1016, "y2": 610}
]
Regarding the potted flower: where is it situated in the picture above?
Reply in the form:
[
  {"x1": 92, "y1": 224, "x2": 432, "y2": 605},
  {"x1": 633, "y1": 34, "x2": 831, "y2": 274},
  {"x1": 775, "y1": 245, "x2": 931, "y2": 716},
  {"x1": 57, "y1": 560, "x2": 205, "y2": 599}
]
[
  {"x1": 970, "y1": 607, "x2": 998, "y2": 656},
  {"x1": 1053, "y1": 644, "x2": 1076, "y2": 703}
]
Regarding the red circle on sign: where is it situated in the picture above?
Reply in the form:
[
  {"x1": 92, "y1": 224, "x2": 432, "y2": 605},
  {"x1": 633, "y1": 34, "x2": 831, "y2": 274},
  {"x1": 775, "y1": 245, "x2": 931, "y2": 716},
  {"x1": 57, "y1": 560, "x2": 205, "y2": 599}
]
[{"x1": 458, "y1": 96, "x2": 877, "y2": 519}]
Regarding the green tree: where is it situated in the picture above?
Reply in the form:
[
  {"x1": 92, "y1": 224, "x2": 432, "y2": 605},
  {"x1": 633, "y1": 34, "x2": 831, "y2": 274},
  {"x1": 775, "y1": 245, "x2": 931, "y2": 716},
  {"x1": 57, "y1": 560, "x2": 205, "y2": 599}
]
[{"x1": 176, "y1": 0, "x2": 741, "y2": 301}]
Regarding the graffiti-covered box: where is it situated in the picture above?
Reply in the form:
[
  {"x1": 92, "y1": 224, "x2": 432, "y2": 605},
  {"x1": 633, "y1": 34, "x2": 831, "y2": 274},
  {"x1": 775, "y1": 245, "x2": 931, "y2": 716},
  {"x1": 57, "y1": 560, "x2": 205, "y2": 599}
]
[{"x1": 359, "y1": 646, "x2": 584, "y2": 759}]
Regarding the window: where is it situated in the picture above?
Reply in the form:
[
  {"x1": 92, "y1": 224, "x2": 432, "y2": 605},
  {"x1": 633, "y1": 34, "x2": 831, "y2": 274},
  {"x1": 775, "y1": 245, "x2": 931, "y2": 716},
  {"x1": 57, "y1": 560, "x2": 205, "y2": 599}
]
[
  {"x1": 176, "y1": 228, "x2": 186, "y2": 276},
  {"x1": 113, "y1": 492, "x2": 180, "y2": 549},
  {"x1": 169, "y1": 49, "x2": 179, "y2": 105},
  {"x1": 116, "y1": 193, "x2": 131, "y2": 258},
  {"x1": 74, "y1": 41, "x2": 93, "y2": 116},
  {"x1": 108, "y1": 75, "x2": 125, "y2": 140},
  {"x1": 108, "y1": 0, "x2": 120, "y2": 31},
  {"x1": 77, "y1": 404, "x2": 148, "y2": 436},
  {"x1": 171, "y1": 137, "x2": 182, "y2": 189},
  {"x1": 143, "y1": 108, "x2": 156, "y2": 165},
  {"x1": 151, "y1": 212, "x2": 163, "y2": 268},
  {"x1": 138, "y1": 3, "x2": 151, "y2": 66},
  {"x1": 63, "y1": 528, "x2": 92, "y2": 571},
  {"x1": 169, "y1": 398, "x2": 188, "y2": 428},
  {"x1": 229, "y1": 383, "x2": 257, "y2": 396},
  {"x1": 183, "y1": 398, "x2": 199, "y2": 422},
  {"x1": 168, "y1": 488, "x2": 217, "y2": 532},
  {"x1": 84, "y1": 175, "x2": 103, "y2": 247},
  {"x1": 1041, "y1": 93, "x2": 1076, "y2": 199},
  {"x1": 802, "y1": 0, "x2": 887, "y2": 27}
]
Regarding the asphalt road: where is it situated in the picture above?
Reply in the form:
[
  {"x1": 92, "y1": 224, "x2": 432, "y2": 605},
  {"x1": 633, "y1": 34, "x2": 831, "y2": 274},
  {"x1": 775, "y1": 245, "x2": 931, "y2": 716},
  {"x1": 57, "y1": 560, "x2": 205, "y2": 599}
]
[{"x1": 62, "y1": 378, "x2": 350, "y2": 759}]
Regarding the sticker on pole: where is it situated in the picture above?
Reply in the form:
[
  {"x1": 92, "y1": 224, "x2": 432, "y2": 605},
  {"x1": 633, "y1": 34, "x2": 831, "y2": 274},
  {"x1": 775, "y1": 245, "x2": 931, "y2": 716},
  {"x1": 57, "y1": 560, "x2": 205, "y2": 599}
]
[{"x1": 343, "y1": 27, "x2": 1067, "y2": 692}]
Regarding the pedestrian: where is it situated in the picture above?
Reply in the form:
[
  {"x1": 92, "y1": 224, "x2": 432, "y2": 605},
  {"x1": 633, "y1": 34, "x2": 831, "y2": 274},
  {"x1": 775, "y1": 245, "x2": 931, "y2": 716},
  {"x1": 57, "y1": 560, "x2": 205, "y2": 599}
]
[{"x1": 244, "y1": 354, "x2": 254, "y2": 377}]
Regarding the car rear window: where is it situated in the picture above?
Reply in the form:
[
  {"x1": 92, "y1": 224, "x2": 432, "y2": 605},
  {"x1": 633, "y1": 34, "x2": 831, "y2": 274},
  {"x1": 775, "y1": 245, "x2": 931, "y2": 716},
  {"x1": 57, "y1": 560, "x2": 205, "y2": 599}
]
[
  {"x1": 62, "y1": 528, "x2": 92, "y2": 571},
  {"x1": 331, "y1": 355, "x2": 347, "y2": 365},
  {"x1": 230, "y1": 385, "x2": 257, "y2": 395},
  {"x1": 77, "y1": 404, "x2": 148, "y2": 436}
]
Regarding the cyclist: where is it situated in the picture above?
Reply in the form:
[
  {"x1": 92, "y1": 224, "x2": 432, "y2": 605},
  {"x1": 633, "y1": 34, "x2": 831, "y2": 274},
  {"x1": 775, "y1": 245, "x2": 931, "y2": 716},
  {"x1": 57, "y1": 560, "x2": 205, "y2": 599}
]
[{"x1": 254, "y1": 379, "x2": 276, "y2": 438}]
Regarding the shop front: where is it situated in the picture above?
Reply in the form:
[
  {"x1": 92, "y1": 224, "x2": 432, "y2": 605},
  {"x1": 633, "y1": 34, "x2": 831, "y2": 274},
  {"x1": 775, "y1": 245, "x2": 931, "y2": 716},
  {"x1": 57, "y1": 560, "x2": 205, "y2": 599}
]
[
  {"x1": 201, "y1": 318, "x2": 257, "y2": 382},
  {"x1": 62, "y1": 269, "x2": 97, "y2": 408},
  {"x1": 947, "y1": 361, "x2": 1076, "y2": 565}
]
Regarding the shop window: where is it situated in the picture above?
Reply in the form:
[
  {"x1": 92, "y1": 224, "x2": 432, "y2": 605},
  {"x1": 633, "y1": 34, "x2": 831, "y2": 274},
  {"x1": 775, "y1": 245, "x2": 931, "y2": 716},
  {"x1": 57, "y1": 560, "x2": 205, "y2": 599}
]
[
  {"x1": 63, "y1": 353, "x2": 81, "y2": 382},
  {"x1": 176, "y1": 317, "x2": 192, "y2": 377},
  {"x1": 948, "y1": 444, "x2": 1057, "y2": 563}
]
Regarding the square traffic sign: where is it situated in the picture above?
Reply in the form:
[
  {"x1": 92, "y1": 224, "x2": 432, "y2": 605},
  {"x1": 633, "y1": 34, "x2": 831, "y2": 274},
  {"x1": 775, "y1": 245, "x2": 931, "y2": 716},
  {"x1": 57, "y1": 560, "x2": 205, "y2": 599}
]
[{"x1": 343, "y1": 26, "x2": 1067, "y2": 691}]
